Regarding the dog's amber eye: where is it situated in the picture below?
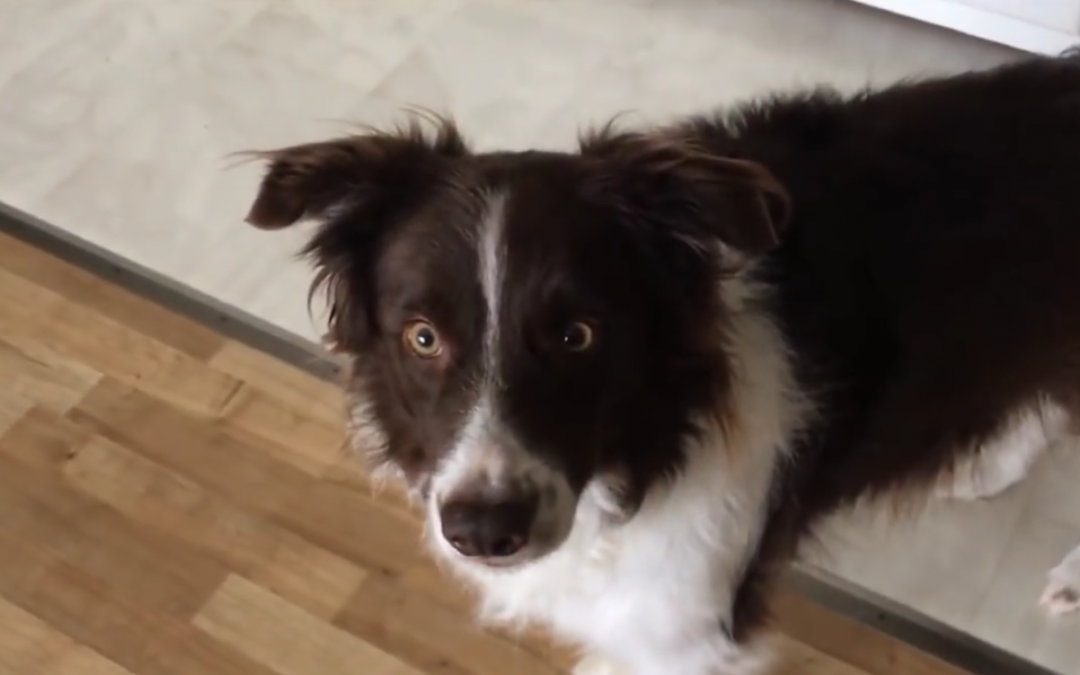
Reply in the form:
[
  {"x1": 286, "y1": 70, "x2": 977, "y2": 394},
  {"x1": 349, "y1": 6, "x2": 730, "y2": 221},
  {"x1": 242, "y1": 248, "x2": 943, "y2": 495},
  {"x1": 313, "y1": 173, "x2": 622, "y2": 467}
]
[
  {"x1": 562, "y1": 321, "x2": 595, "y2": 352},
  {"x1": 403, "y1": 321, "x2": 442, "y2": 358}
]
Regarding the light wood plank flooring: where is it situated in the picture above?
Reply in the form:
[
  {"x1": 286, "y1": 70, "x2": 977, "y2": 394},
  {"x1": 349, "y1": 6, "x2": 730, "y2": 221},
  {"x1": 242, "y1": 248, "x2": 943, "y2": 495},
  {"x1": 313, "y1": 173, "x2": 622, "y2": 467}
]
[{"x1": 0, "y1": 231, "x2": 970, "y2": 675}]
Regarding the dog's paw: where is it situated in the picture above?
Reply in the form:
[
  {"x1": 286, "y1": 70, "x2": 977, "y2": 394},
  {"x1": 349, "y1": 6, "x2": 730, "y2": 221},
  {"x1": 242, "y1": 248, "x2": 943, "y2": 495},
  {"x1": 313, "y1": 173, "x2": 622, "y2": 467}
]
[
  {"x1": 1041, "y1": 545, "x2": 1080, "y2": 616},
  {"x1": 573, "y1": 654, "x2": 629, "y2": 675},
  {"x1": 936, "y1": 412, "x2": 1057, "y2": 502},
  {"x1": 1041, "y1": 580, "x2": 1080, "y2": 616},
  {"x1": 934, "y1": 449, "x2": 1037, "y2": 501},
  {"x1": 933, "y1": 465, "x2": 1018, "y2": 501}
]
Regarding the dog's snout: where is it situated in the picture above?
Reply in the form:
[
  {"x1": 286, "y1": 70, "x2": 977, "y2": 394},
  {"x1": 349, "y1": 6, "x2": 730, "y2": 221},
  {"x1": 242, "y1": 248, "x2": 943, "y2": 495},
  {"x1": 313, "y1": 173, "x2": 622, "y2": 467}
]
[{"x1": 440, "y1": 494, "x2": 539, "y2": 559}]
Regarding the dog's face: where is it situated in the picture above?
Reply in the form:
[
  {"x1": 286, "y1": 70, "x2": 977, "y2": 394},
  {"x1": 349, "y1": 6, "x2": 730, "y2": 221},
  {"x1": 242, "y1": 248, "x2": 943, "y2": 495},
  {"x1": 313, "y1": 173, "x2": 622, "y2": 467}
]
[{"x1": 245, "y1": 118, "x2": 787, "y2": 570}]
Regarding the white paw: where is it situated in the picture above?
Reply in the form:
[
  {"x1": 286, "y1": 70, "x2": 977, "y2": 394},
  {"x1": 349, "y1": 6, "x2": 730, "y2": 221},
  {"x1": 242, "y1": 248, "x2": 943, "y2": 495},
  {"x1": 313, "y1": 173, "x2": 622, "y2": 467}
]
[
  {"x1": 573, "y1": 654, "x2": 629, "y2": 675},
  {"x1": 1041, "y1": 546, "x2": 1080, "y2": 616},
  {"x1": 934, "y1": 446, "x2": 1039, "y2": 501},
  {"x1": 934, "y1": 466, "x2": 1021, "y2": 501},
  {"x1": 1041, "y1": 579, "x2": 1080, "y2": 616},
  {"x1": 936, "y1": 409, "x2": 1058, "y2": 502}
]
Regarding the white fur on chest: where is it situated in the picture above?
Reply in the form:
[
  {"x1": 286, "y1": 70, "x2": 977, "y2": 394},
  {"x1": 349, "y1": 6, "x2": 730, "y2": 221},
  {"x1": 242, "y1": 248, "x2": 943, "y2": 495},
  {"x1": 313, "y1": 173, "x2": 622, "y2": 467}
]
[{"x1": 469, "y1": 440, "x2": 773, "y2": 672}]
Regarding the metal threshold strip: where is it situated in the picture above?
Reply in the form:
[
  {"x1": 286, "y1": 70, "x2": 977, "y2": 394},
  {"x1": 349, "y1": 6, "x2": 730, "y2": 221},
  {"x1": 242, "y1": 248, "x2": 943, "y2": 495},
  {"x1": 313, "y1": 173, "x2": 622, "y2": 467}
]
[{"x1": 0, "y1": 200, "x2": 1058, "y2": 675}]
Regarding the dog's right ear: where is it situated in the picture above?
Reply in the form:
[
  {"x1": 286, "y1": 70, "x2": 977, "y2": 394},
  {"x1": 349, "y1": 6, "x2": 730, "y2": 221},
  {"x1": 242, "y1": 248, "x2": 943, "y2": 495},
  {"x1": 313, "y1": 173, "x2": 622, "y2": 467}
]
[
  {"x1": 241, "y1": 118, "x2": 469, "y2": 352},
  {"x1": 243, "y1": 118, "x2": 469, "y2": 229}
]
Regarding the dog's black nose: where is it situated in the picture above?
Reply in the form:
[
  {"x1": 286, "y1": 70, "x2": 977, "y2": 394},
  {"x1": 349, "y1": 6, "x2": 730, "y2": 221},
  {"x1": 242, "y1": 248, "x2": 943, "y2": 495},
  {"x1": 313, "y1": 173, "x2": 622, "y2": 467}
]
[{"x1": 439, "y1": 496, "x2": 538, "y2": 558}]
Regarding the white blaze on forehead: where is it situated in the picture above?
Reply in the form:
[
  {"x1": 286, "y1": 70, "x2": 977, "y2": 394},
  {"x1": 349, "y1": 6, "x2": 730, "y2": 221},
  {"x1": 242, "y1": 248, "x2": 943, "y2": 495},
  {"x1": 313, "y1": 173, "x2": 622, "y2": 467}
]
[
  {"x1": 432, "y1": 191, "x2": 515, "y2": 499},
  {"x1": 430, "y1": 191, "x2": 569, "y2": 512},
  {"x1": 479, "y1": 191, "x2": 508, "y2": 376}
]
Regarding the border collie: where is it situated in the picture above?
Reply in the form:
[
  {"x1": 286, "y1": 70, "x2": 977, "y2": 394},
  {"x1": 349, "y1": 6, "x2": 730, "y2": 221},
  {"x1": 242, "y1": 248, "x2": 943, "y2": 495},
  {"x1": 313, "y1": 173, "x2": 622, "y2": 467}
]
[{"x1": 242, "y1": 53, "x2": 1080, "y2": 675}]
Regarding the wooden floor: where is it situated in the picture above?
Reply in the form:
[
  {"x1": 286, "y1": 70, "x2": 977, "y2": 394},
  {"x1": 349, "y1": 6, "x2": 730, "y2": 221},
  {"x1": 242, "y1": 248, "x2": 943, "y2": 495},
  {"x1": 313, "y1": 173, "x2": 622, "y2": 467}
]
[{"x1": 0, "y1": 230, "x2": 970, "y2": 675}]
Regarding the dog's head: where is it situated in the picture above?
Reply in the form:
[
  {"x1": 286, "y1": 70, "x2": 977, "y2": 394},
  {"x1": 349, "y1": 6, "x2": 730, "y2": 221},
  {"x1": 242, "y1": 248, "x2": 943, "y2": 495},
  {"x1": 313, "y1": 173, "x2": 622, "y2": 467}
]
[{"x1": 244, "y1": 116, "x2": 788, "y2": 571}]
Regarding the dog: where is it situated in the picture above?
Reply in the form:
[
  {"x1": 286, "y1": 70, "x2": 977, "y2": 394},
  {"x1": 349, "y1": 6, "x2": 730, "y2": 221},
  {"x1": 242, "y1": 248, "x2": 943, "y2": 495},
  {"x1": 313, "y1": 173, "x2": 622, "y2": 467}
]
[{"x1": 241, "y1": 52, "x2": 1080, "y2": 675}]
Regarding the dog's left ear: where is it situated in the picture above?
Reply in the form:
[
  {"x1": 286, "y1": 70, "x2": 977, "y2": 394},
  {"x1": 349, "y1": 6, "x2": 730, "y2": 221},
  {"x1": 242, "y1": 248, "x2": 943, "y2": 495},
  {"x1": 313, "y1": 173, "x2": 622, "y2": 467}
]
[{"x1": 580, "y1": 130, "x2": 790, "y2": 255}]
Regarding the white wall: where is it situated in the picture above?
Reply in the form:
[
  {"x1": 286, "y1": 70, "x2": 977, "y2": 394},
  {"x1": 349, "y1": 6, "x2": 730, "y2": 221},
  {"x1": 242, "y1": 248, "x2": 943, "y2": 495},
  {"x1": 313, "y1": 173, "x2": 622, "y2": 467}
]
[{"x1": 855, "y1": 0, "x2": 1080, "y2": 53}]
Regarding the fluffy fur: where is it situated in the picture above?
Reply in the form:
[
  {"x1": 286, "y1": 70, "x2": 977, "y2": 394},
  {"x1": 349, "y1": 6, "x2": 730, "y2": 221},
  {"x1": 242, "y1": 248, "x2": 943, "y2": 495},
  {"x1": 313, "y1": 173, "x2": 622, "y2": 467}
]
[{"x1": 243, "y1": 52, "x2": 1080, "y2": 675}]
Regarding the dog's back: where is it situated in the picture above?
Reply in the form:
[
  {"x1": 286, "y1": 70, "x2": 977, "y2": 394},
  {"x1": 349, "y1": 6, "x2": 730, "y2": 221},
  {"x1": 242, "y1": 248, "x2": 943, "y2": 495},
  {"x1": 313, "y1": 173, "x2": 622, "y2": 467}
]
[
  {"x1": 708, "y1": 54, "x2": 1080, "y2": 499},
  {"x1": 698, "y1": 54, "x2": 1080, "y2": 630}
]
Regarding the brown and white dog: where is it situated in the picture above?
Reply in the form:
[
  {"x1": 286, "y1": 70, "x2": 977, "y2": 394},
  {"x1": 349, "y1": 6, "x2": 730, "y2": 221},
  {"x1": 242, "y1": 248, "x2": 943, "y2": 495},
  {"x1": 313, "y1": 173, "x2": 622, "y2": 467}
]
[{"x1": 243, "y1": 52, "x2": 1080, "y2": 675}]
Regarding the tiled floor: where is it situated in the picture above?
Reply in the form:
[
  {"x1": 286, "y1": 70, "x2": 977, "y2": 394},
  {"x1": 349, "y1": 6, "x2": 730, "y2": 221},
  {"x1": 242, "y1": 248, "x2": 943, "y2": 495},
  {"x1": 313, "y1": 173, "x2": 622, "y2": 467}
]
[{"x1": 1, "y1": 0, "x2": 1078, "y2": 672}]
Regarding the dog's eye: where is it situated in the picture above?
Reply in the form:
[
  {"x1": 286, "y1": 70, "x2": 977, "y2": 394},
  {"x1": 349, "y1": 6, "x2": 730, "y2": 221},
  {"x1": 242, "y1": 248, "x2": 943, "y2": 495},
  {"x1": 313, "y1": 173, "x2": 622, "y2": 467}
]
[
  {"x1": 403, "y1": 320, "x2": 443, "y2": 358},
  {"x1": 562, "y1": 321, "x2": 595, "y2": 353}
]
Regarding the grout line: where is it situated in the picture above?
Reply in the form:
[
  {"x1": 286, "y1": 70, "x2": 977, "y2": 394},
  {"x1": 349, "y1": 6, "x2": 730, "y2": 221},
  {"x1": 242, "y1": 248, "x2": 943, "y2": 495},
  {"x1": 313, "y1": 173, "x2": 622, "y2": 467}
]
[{"x1": 0, "y1": 199, "x2": 1060, "y2": 675}]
